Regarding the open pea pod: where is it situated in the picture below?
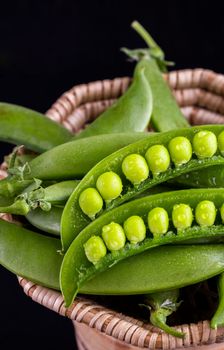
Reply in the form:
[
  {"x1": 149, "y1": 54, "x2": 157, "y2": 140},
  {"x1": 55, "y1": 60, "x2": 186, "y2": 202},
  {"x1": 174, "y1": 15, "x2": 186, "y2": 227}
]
[
  {"x1": 80, "y1": 245, "x2": 224, "y2": 295},
  {"x1": 0, "y1": 103, "x2": 72, "y2": 152},
  {"x1": 61, "y1": 125, "x2": 224, "y2": 250},
  {"x1": 60, "y1": 188, "x2": 224, "y2": 306}
]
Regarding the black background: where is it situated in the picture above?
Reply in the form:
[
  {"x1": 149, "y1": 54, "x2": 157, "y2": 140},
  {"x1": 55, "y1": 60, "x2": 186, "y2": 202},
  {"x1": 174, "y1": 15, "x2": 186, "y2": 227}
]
[{"x1": 1, "y1": 1, "x2": 224, "y2": 349}]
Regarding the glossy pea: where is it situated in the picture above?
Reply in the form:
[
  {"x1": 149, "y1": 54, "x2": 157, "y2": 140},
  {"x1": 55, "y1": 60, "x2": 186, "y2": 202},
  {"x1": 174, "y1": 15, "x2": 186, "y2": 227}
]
[
  {"x1": 73, "y1": 67, "x2": 153, "y2": 139},
  {"x1": 145, "y1": 144, "x2": 170, "y2": 176},
  {"x1": 79, "y1": 188, "x2": 103, "y2": 219},
  {"x1": 172, "y1": 204, "x2": 193, "y2": 230},
  {"x1": 96, "y1": 172, "x2": 122, "y2": 201},
  {"x1": 84, "y1": 236, "x2": 107, "y2": 265},
  {"x1": 193, "y1": 131, "x2": 217, "y2": 158},
  {"x1": 123, "y1": 215, "x2": 146, "y2": 244},
  {"x1": 168, "y1": 136, "x2": 192, "y2": 166},
  {"x1": 60, "y1": 188, "x2": 224, "y2": 306},
  {"x1": 148, "y1": 207, "x2": 169, "y2": 237},
  {"x1": 195, "y1": 200, "x2": 216, "y2": 226},
  {"x1": 61, "y1": 125, "x2": 224, "y2": 251},
  {"x1": 122, "y1": 154, "x2": 149, "y2": 185},
  {"x1": 0, "y1": 102, "x2": 72, "y2": 152},
  {"x1": 102, "y1": 222, "x2": 126, "y2": 251}
]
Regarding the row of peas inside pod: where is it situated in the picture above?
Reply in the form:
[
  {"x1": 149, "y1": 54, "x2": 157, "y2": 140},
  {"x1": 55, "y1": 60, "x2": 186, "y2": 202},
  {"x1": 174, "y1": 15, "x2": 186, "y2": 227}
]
[
  {"x1": 84, "y1": 199, "x2": 222, "y2": 265},
  {"x1": 79, "y1": 130, "x2": 224, "y2": 219}
]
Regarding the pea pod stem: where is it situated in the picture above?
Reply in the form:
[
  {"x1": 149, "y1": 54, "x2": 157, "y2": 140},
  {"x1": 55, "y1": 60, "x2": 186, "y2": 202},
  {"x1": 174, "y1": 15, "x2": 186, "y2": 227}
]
[
  {"x1": 0, "y1": 180, "x2": 80, "y2": 216},
  {"x1": 142, "y1": 290, "x2": 185, "y2": 338},
  {"x1": 211, "y1": 272, "x2": 224, "y2": 329}
]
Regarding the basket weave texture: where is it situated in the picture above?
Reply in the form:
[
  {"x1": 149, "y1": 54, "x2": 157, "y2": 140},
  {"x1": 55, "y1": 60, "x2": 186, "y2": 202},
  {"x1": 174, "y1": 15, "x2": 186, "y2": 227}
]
[{"x1": 2, "y1": 68, "x2": 224, "y2": 349}]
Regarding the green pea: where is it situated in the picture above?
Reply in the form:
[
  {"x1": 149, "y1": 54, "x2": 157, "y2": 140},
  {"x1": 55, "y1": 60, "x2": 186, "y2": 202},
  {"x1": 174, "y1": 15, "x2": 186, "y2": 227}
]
[
  {"x1": 195, "y1": 200, "x2": 216, "y2": 226},
  {"x1": 172, "y1": 204, "x2": 193, "y2": 230},
  {"x1": 96, "y1": 171, "x2": 123, "y2": 201},
  {"x1": 102, "y1": 222, "x2": 126, "y2": 251},
  {"x1": 193, "y1": 131, "x2": 217, "y2": 159},
  {"x1": 220, "y1": 204, "x2": 224, "y2": 223},
  {"x1": 79, "y1": 188, "x2": 103, "y2": 219},
  {"x1": 218, "y1": 131, "x2": 224, "y2": 156},
  {"x1": 168, "y1": 136, "x2": 192, "y2": 166},
  {"x1": 122, "y1": 153, "x2": 149, "y2": 185},
  {"x1": 148, "y1": 207, "x2": 169, "y2": 238},
  {"x1": 145, "y1": 144, "x2": 170, "y2": 176},
  {"x1": 84, "y1": 236, "x2": 107, "y2": 265},
  {"x1": 123, "y1": 215, "x2": 146, "y2": 244}
]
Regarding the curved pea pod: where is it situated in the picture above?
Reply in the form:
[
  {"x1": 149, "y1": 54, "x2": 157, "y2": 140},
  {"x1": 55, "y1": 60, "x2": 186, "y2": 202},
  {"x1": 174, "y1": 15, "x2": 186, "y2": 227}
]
[
  {"x1": 73, "y1": 67, "x2": 152, "y2": 139},
  {"x1": 26, "y1": 206, "x2": 62, "y2": 236},
  {"x1": 0, "y1": 103, "x2": 72, "y2": 152},
  {"x1": 123, "y1": 21, "x2": 189, "y2": 132},
  {"x1": 0, "y1": 133, "x2": 150, "y2": 197},
  {"x1": 0, "y1": 219, "x2": 62, "y2": 289},
  {"x1": 61, "y1": 125, "x2": 224, "y2": 250},
  {"x1": 80, "y1": 245, "x2": 224, "y2": 295},
  {"x1": 60, "y1": 188, "x2": 224, "y2": 306}
]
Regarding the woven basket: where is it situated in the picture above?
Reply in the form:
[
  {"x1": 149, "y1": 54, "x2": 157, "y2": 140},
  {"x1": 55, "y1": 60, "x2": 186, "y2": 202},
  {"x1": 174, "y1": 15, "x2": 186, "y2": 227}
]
[{"x1": 2, "y1": 68, "x2": 224, "y2": 349}]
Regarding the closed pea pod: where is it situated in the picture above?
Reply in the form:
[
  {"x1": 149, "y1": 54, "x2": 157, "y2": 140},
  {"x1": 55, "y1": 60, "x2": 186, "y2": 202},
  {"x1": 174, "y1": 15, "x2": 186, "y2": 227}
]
[
  {"x1": 0, "y1": 133, "x2": 150, "y2": 198},
  {"x1": 60, "y1": 188, "x2": 224, "y2": 307},
  {"x1": 0, "y1": 103, "x2": 72, "y2": 152},
  {"x1": 73, "y1": 66, "x2": 153, "y2": 139},
  {"x1": 61, "y1": 125, "x2": 224, "y2": 251}
]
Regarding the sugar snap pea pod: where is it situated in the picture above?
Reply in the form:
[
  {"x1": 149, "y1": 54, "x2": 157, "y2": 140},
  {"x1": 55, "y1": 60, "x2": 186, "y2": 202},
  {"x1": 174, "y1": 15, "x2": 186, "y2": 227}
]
[
  {"x1": 142, "y1": 290, "x2": 184, "y2": 338},
  {"x1": 0, "y1": 103, "x2": 72, "y2": 152},
  {"x1": 80, "y1": 245, "x2": 224, "y2": 295},
  {"x1": 26, "y1": 206, "x2": 62, "y2": 236},
  {"x1": 42, "y1": 180, "x2": 80, "y2": 204},
  {"x1": 211, "y1": 272, "x2": 224, "y2": 329},
  {"x1": 0, "y1": 133, "x2": 151, "y2": 198},
  {"x1": 60, "y1": 188, "x2": 224, "y2": 306},
  {"x1": 61, "y1": 125, "x2": 224, "y2": 250},
  {"x1": 122, "y1": 21, "x2": 189, "y2": 132},
  {"x1": 0, "y1": 219, "x2": 62, "y2": 289},
  {"x1": 73, "y1": 68, "x2": 152, "y2": 139}
]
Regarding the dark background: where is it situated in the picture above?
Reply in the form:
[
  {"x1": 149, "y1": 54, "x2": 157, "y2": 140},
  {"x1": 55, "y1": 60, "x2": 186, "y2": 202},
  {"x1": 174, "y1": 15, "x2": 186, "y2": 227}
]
[{"x1": 0, "y1": 1, "x2": 224, "y2": 349}]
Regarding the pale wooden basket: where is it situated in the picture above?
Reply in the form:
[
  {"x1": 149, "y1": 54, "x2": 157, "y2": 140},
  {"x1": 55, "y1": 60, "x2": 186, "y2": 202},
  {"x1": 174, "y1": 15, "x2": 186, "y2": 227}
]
[{"x1": 2, "y1": 68, "x2": 224, "y2": 349}]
